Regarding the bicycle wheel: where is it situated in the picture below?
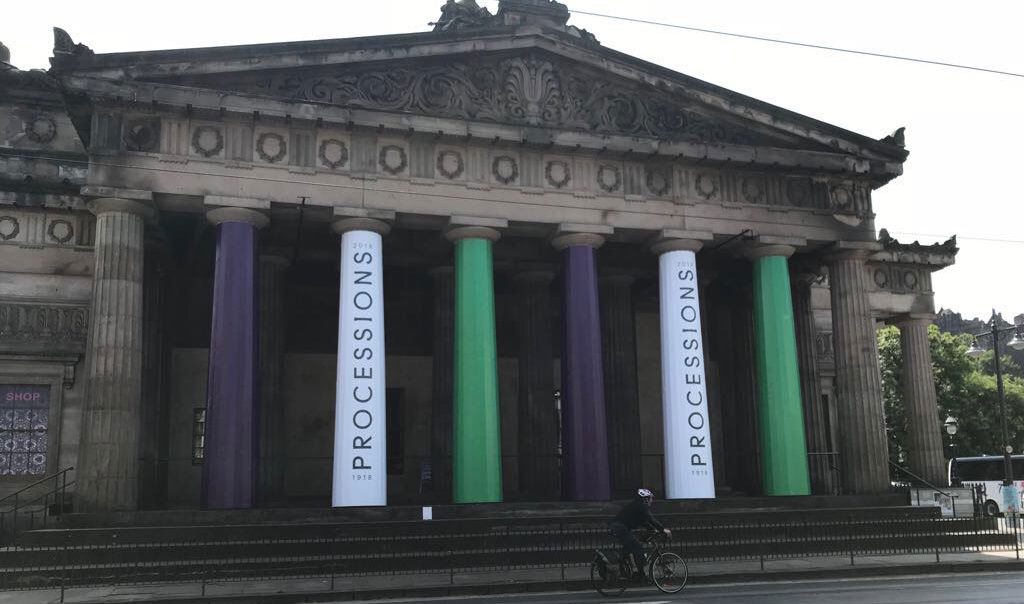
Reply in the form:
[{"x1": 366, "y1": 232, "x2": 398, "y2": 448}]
[
  {"x1": 590, "y1": 560, "x2": 626, "y2": 597},
  {"x1": 650, "y1": 552, "x2": 687, "y2": 594}
]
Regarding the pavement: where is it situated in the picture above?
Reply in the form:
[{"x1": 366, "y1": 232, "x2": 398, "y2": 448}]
[{"x1": 3, "y1": 551, "x2": 1024, "y2": 603}]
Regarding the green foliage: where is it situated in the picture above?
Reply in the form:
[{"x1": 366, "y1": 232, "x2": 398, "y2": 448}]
[{"x1": 878, "y1": 324, "x2": 1024, "y2": 460}]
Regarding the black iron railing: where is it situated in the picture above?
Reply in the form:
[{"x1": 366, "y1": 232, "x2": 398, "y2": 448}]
[
  {"x1": 0, "y1": 466, "x2": 74, "y2": 545},
  {"x1": 0, "y1": 507, "x2": 1019, "y2": 599}
]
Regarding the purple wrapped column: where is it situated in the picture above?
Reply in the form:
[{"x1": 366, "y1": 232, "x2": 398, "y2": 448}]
[
  {"x1": 203, "y1": 207, "x2": 268, "y2": 509},
  {"x1": 554, "y1": 233, "x2": 611, "y2": 501}
]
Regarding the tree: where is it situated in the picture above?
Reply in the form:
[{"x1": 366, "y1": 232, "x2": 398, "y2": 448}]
[{"x1": 877, "y1": 324, "x2": 1024, "y2": 462}]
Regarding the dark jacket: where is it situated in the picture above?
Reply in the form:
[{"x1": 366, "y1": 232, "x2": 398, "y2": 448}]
[{"x1": 611, "y1": 499, "x2": 664, "y2": 531}]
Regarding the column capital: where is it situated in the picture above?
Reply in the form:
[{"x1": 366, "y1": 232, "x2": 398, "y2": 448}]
[
  {"x1": 740, "y1": 235, "x2": 805, "y2": 260},
  {"x1": 206, "y1": 207, "x2": 269, "y2": 229},
  {"x1": 893, "y1": 313, "x2": 936, "y2": 326},
  {"x1": 513, "y1": 265, "x2": 558, "y2": 285},
  {"x1": 87, "y1": 197, "x2": 156, "y2": 219},
  {"x1": 82, "y1": 185, "x2": 152, "y2": 202},
  {"x1": 650, "y1": 238, "x2": 704, "y2": 255},
  {"x1": 826, "y1": 240, "x2": 883, "y2": 261},
  {"x1": 259, "y1": 252, "x2": 292, "y2": 269},
  {"x1": 744, "y1": 244, "x2": 797, "y2": 260},
  {"x1": 445, "y1": 225, "x2": 501, "y2": 243},
  {"x1": 332, "y1": 217, "x2": 391, "y2": 236},
  {"x1": 648, "y1": 228, "x2": 713, "y2": 255},
  {"x1": 552, "y1": 232, "x2": 604, "y2": 250}
]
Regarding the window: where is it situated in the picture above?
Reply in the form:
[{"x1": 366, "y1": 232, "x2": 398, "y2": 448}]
[
  {"x1": 191, "y1": 408, "x2": 206, "y2": 464},
  {"x1": 0, "y1": 385, "x2": 50, "y2": 476}
]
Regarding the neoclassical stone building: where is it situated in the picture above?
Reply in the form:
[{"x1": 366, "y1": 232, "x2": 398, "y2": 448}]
[{"x1": 0, "y1": 0, "x2": 957, "y2": 511}]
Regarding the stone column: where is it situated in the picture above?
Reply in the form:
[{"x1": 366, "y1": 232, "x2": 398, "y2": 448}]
[
  {"x1": 332, "y1": 217, "x2": 390, "y2": 507},
  {"x1": 202, "y1": 207, "x2": 267, "y2": 509},
  {"x1": 430, "y1": 266, "x2": 455, "y2": 502},
  {"x1": 77, "y1": 197, "x2": 151, "y2": 511},
  {"x1": 652, "y1": 236, "x2": 716, "y2": 499},
  {"x1": 599, "y1": 273, "x2": 642, "y2": 499},
  {"x1": 746, "y1": 243, "x2": 810, "y2": 495},
  {"x1": 515, "y1": 269, "x2": 559, "y2": 499},
  {"x1": 257, "y1": 252, "x2": 289, "y2": 503},
  {"x1": 897, "y1": 316, "x2": 946, "y2": 486},
  {"x1": 139, "y1": 253, "x2": 169, "y2": 510},
  {"x1": 791, "y1": 270, "x2": 832, "y2": 495},
  {"x1": 446, "y1": 225, "x2": 503, "y2": 503},
  {"x1": 828, "y1": 245, "x2": 889, "y2": 494},
  {"x1": 553, "y1": 232, "x2": 611, "y2": 501}
]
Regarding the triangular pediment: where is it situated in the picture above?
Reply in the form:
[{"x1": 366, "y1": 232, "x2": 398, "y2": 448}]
[{"x1": 137, "y1": 49, "x2": 825, "y2": 151}]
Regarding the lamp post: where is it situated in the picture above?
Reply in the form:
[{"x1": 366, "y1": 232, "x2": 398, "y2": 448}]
[
  {"x1": 944, "y1": 415, "x2": 959, "y2": 487},
  {"x1": 966, "y1": 311, "x2": 1024, "y2": 495}
]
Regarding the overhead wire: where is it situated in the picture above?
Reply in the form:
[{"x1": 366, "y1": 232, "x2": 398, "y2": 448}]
[{"x1": 566, "y1": 9, "x2": 1024, "y2": 80}]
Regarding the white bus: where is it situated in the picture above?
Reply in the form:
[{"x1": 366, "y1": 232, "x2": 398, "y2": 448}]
[{"x1": 950, "y1": 455, "x2": 1024, "y2": 516}]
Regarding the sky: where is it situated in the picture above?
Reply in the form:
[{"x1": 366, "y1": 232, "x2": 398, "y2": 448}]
[{"x1": 3, "y1": 0, "x2": 1022, "y2": 321}]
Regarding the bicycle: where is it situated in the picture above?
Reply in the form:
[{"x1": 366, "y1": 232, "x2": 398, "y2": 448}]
[{"x1": 590, "y1": 529, "x2": 688, "y2": 596}]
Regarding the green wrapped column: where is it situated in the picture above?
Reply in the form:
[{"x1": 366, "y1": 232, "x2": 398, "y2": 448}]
[
  {"x1": 748, "y1": 245, "x2": 810, "y2": 495},
  {"x1": 446, "y1": 226, "x2": 503, "y2": 503}
]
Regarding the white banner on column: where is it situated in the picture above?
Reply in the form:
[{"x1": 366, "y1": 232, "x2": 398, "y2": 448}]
[
  {"x1": 659, "y1": 249, "x2": 715, "y2": 499},
  {"x1": 332, "y1": 229, "x2": 386, "y2": 507}
]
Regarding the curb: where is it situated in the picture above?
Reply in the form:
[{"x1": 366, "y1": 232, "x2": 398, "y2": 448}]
[{"x1": 100, "y1": 559, "x2": 1024, "y2": 603}]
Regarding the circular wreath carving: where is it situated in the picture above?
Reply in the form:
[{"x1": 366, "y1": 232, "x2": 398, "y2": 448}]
[
  {"x1": 191, "y1": 126, "x2": 223, "y2": 158},
  {"x1": 0, "y1": 216, "x2": 19, "y2": 241},
  {"x1": 124, "y1": 120, "x2": 159, "y2": 152},
  {"x1": 256, "y1": 132, "x2": 287, "y2": 163},
  {"x1": 786, "y1": 179, "x2": 810, "y2": 207},
  {"x1": 436, "y1": 150, "x2": 465, "y2": 179},
  {"x1": 830, "y1": 186, "x2": 853, "y2": 210},
  {"x1": 492, "y1": 155, "x2": 518, "y2": 185},
  {"x1": 597, "y1": 164, "x2": 621, "y2": 193},
  {"x1": 645, "y1": 167, "x2": 671, "y2": 197},
  {"x1": 318, "y1": 139, "x2": 349, "y2": 169},
  {"x1": 47, "y1": 219, "x2": 74, "y2": 244},
  {"x1": 24, "y1": 116, "x2": 57, "y2": 144},
  {"x1": 545, "y1": 160, "x2": 571, "y2": 189},
  {"x1": 902, "y1": 270, "x2": 919, "y2": 290},
  {"x1": 741, "y1": 177, "x2": 765, "y2": 203},
  {"x1": 378, "y1": 145, "x2": 407, "y2": 175},
  {"x1": 873, "y1": 269, "x2": 889, "y2": 289},
  {"x1": 695, "y1": 173, "x2": 718, "y2": 200}
]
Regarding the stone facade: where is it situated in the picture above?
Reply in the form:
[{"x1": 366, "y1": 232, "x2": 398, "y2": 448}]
[{"x1": 0, "y1": 2, "x2": 957, "y2": 507}]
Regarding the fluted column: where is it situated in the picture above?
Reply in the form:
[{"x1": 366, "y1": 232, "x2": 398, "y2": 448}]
[
  {"x1": 447, "y1": 225, "x2": 503, "y2": 503},
  {"x1": 828, "y1": 245, "x2": 889, "y2": 494},
  {"x1": 599, "y1": 273, "x2": 643, "y2": 499},
  {"x1": 898, "y1": 316, "x2": 946, "y2": 486},
  {"x1": 791, "y1": 270, "x2": 832, "y2": 495},
  {"x1": 258, "y1": 252, "x2": 290, "y2": 503},
  {"x1": 747, "y1": 244, "x2": 810, "y2": 495},
  {"x1": 139, "y1": 253, "x2": 169, "y2": 510},
  {"x1": 78, "y1": 197, "x2": 150, "y2": 511},
  {"x1": 430, "y1": 266, "x2": 455, "y2": 502},
  {"x1": 554, "y1": 232, "x2": 611, "y2": 501},
  {"x1": 515, "y1": 269, "x2": 559, "y2": 499},
  {"x1": 202, "y1": 207, "x2": 267, "y2": 509}
]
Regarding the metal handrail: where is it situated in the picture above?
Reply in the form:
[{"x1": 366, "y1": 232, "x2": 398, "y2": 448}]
[
  {"x1": 0, "y1": 467, "x2": 74, "y2": 507},
  {"x1": 888, "y1": 460, "x2": 952, "y2": 498}
]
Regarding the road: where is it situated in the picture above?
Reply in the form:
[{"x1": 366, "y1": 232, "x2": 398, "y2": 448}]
[{"x1": 346, "y1": 572, "x2": 1024, "y2": 604}]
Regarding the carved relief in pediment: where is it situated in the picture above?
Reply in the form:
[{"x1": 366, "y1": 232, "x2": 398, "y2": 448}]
[{"x1": 184, "y1": 54, "x2": 793, "y2": 146}]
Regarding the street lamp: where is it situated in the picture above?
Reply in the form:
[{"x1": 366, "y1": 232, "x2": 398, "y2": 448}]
[
  {"x1": 968, "y1": 311, "x2": 1024, "y2": 490},
  {"x1": 945, "y1": 416, "x2": 960, "y2": 486}
]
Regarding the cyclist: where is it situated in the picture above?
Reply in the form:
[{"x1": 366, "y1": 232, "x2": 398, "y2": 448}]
[{"x1": 609, "y1": 488, "x2": 671, "y2": 582}]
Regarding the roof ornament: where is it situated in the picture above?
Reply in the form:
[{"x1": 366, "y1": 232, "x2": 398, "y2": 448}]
[
  {"x1": 53, "y1": 27, "x2": 94, "y2": 58},
  {"x1": 880, "y1": 126, "x2": 905, "y2": 148},
  {"x1": 430, "y1": 0, "x2": 494, "y2": 32},
  {"x1": 0, "y1": 41, "x2": 11, "y2": 67},
  {"x1": 878, "y1": 228, "x2": 958, "y2": 254}
]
